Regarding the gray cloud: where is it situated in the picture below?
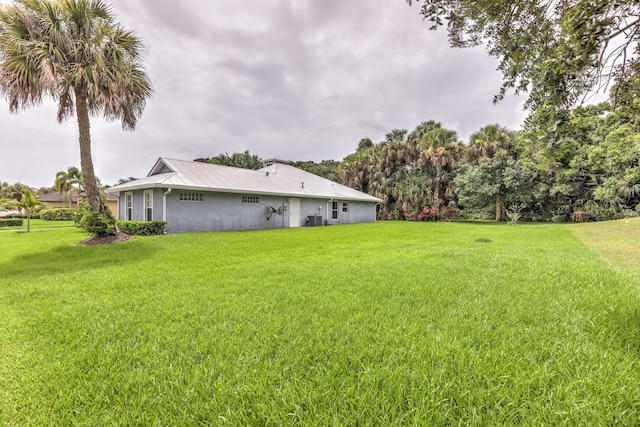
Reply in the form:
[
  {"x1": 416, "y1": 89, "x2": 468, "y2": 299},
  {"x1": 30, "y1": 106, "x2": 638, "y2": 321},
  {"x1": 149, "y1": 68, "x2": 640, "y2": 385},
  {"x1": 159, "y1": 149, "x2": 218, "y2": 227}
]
[{"x1": 0, "y1": 0, "x2": 527, "y2": 187}]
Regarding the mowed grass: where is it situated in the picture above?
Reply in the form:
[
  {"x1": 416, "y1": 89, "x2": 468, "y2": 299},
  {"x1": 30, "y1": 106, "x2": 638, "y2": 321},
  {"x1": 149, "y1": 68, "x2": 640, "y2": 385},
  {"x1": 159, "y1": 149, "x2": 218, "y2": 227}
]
[
  {"x1": 569, "y1": 218, "x2": 640, "y2": 273},
  {"x1": 1, "y1": 221, "x2": 639, "y2": 425}
]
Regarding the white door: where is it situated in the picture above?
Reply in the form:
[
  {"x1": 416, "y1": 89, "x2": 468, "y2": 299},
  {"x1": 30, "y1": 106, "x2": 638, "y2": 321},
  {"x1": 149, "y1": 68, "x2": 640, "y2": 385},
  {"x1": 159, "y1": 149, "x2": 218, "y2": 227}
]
[{"x1": 289, "y1": 198, "x2": 300, "y2": 227}]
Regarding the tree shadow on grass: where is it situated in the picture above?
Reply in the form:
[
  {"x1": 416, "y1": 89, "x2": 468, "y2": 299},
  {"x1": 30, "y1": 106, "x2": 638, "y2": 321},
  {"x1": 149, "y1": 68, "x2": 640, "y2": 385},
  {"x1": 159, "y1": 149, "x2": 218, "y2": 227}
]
[{"x1": 0, "y1": 240, "x2": 156, "y2": 281}]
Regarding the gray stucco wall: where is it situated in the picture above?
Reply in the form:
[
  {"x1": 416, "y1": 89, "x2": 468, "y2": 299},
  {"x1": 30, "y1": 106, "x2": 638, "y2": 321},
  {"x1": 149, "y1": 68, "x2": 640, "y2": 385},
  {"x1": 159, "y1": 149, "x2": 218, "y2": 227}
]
[
  {"x1": 117, "y1": 189, "x2": 377, "y2": 233},
  {"x1": 165, "y1": 191, "x2": 290, "y2": 233},
  {"x1": 341, "y1": 200, "x2": 378, "y2": 224},
  {"x1": 298, "y1": 198, "x2": 376, "y2": 225}
]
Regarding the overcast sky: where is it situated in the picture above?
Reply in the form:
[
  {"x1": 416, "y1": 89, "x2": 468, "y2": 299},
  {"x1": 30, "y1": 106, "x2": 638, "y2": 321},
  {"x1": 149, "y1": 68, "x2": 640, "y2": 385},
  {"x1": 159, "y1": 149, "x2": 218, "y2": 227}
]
[{"x1": 0, "y1": 0, "x2": 527, "y2": 188}]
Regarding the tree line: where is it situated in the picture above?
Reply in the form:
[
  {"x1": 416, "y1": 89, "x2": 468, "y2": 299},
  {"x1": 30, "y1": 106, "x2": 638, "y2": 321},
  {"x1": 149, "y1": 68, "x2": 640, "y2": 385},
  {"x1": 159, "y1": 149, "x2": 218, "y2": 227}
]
[
  {"x1": 4, "y1": 88, "x2": 639, "y2": 224},
  {"x1": 196, "y1": 98, "x2": 640, "y2": 223},
  {"x1": 340, "y1": 102, "x2": 639, "y2": 222}
]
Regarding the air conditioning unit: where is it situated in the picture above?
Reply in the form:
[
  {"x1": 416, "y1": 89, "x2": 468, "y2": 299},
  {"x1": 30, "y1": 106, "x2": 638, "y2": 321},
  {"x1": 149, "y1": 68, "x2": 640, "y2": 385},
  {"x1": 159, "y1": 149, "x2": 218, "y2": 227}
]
[{"x1": 305, "y1": 215, "x2": 323, "y2": 226}]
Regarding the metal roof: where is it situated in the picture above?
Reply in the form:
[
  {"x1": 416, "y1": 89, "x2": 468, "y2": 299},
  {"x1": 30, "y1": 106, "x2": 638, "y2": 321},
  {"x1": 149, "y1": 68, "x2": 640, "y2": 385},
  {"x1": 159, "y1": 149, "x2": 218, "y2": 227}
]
[{"x1": 106, "y1": 158, "x2": 382, "y2": 203}]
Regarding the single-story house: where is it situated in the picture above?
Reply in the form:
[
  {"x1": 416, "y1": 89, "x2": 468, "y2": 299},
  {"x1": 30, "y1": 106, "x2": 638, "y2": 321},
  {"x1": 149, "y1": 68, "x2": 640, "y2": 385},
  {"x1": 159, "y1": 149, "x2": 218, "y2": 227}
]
[
  {"x1": 36, "y1": 191, "x2": 118, "y2": 215},
  {"x1": 106, "y1": 157, "x2": 382, "y2": 233}
]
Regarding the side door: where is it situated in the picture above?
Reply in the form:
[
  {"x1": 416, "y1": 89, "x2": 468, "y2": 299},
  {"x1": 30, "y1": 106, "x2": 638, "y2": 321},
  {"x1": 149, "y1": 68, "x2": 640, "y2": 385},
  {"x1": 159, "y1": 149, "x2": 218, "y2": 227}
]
[{"x1": 289, "y1": 198, "x2": 300, "y2": 227}]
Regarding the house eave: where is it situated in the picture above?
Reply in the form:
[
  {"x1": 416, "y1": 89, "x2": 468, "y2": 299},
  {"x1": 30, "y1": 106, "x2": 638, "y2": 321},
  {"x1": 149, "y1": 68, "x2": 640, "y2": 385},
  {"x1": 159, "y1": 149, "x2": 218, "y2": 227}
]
[{"x1": 107, "y1": 183, "x2": 381, "y2": 203}]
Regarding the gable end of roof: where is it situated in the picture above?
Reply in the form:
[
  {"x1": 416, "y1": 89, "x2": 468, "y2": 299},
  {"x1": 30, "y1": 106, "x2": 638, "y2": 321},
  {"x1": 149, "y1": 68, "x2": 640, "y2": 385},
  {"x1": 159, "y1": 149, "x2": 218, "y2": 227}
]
[{"x1": 148, "y1": 158, "x2": 175, "y2": 176}]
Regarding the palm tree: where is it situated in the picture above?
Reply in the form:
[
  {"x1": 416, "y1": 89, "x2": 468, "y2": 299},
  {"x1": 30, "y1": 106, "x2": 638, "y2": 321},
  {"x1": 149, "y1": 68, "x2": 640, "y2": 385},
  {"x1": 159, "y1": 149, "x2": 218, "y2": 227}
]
[
  {"x1": 339, "y1": 146, "x2": 379, "y2": 194},
  {"x1": 419, "y1": 128, "x2": 462, "y2": 206},
  {"x1": 385, "y1": 129, "x2": 408, "y2": 144},
  {"x1": 17, "y1": 187, "x2": 43, "y2": 232},
  {"x1": 54, "y1": 166, "x2": 82, "y2": 208},
  {"x1": 467, "y1": 124, "x2": 517, "y2": 164},
  {"x1": 0, "y1": 0, "x2": 152, "y2": 213},
  {"x1": 407, "y1": 120, "x2": 442, "y2": 146}
]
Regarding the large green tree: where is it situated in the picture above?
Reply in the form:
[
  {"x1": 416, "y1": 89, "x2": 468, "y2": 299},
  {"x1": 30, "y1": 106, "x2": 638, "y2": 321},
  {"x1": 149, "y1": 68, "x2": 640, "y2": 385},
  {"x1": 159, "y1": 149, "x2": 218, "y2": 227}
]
[
  {"x1": 453, "y1": 152, "x2": 533, "y2": 221},
  {"x1": 588, "y1": 124, "x2": 640, "y2": 212},
  {"x1": 195, "y1": 150, "x2": 263, "y2": 170},
  {"x1": 0, "y1": 181, "x2": 24, "y2": 209},
  {"x1": 465, "y1": 124, "x2": 518, "y2": 218},
  {"x1": 0, "y1": 181, "x2": 23, "y2": 200},
  {"x1": 290, "y1": 160, "x2": 341, "y2": 182},
  {"x1": 0, "y1": 0, "x2": 152, "y2": 214},
  {"x1": 407, "y1": 0, "x2": 640, "y2": 125}
]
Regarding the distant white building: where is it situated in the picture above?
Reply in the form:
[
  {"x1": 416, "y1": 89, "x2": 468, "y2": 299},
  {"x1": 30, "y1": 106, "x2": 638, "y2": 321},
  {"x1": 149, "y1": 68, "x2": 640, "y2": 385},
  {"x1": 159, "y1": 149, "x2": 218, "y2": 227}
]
[{"x1": 106, "y1": 158, "x2": 381, "y2": 233}]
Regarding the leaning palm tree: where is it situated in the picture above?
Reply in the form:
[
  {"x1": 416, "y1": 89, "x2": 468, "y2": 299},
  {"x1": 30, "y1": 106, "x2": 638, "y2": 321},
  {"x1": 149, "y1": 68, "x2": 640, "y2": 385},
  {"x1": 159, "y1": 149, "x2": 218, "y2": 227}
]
[{"x1": 0, "y1": 0, "x2": 152, "y2": 214}]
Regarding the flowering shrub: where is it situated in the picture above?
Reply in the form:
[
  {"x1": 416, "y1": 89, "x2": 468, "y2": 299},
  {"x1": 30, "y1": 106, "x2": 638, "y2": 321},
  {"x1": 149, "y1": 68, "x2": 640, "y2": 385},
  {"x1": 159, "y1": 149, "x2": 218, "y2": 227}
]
[
  {"x1": 409, "y1": 205, "x2": 455, "y2": 222},
  {"x1": 379, "y1": 209, "x2": 399, "y2": 220},
  {"x1": 379, "y1": 206, "x2": 455, "y2": 221}
]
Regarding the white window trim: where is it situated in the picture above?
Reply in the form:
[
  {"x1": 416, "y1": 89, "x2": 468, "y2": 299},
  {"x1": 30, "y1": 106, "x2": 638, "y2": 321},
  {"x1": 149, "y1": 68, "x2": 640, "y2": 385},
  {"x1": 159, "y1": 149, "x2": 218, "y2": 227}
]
[
  {"x1": 144, "y1": 190, "x2": 153, "y2": 221},
  {"x1": 125, "y1": 192, "x2": 133, "y2": 221}
]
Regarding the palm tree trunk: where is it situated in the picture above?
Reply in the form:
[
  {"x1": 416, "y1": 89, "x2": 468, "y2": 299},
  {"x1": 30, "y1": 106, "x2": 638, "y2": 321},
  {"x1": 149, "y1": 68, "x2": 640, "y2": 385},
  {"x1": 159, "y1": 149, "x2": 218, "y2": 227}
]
[
  {"x1": 75, "y1": 85, "x2": 104, "y2": 213},
  {"x1": 433, "y1": 165, "x2": 442, "y2": 207}
]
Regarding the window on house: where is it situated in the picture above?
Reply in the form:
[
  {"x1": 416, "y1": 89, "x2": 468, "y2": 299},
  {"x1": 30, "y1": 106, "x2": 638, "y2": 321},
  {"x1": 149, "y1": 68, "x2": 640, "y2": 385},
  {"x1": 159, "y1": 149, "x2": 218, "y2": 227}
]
[
  {"x1": 179, "y1": 192, "x2": 203, "y2": 202},
  {"x1": 144, "y1": 190, "x2": 153, "y2": 221},
  {"x1": 342, "y1": 202, "x2": 348, "y2": 213},
  {"x1": 242, "y1": 195, "x2": 259, "y2": 204},
  {"x1": 125, "y1": 192, "x2": 133, "y2": 220},
  {"x1": 332, "y1": 201, "x2": 338, "y2": 219}
]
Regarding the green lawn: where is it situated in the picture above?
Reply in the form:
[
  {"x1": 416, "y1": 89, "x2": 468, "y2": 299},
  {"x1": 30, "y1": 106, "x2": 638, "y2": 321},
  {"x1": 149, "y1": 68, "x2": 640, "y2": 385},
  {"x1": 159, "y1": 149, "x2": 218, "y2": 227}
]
[{"x1": 1, "y1": 221, "x2": 639, "y2": 425}]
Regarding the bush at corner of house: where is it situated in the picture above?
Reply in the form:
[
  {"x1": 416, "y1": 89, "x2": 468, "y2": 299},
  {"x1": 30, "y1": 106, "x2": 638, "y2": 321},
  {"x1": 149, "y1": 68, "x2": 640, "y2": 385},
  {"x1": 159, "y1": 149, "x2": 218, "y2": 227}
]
[
  {"x1": 0, "y1": 218, "x2": 24, "y2": 227},
  {"x1": 117, "y1": 220, "x2": 166, "y2": 236},
  {"x1": 80, "y1": 210, "x2": 117, "y2": 237}
]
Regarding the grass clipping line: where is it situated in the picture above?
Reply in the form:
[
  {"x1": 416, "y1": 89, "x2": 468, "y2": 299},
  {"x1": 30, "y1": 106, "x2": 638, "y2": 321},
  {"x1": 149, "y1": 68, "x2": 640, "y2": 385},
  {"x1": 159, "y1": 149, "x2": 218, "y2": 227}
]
[{"x1": 568, "y1": 217, "x2": 640, "y2": 273}]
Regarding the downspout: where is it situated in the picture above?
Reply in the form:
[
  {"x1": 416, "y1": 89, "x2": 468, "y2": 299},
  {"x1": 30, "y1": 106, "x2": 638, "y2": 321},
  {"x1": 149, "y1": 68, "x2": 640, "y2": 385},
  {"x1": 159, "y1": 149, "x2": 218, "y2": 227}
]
[{"x1": 163, "y1": 188, "x2": 171, "y2": 232}]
